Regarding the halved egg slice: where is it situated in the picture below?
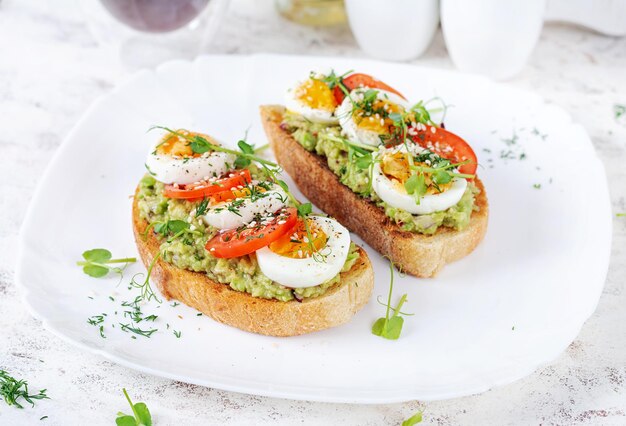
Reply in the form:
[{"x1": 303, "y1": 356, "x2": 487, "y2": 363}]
[
  {"x1": 337, "y1": 88, "x2": 409, "y2": 146},
  {"x1": 284, "y1": 73, "x2": 339, "y2": 124},
  {"x1": 256, "y1": 216, "x2": 351, "y2": 288},
  {"x1": 203, "y1": 183, "x2": 289, "y2": 230},
  {"x1": 372, "y1": 143, "x2": 467, "y2": 215},
  {"x1": 145, "y1": 130, "x2": 235, "y2": 185}
]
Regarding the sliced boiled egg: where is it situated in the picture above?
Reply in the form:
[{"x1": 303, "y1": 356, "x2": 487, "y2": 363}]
[
  {"x1": 256, "y1": 216, "x2": 351, "y2": 288},
  {"x1": 372, "y1": 143, "x2": 467, "y2": 215},
  {"x1": 145, "y1": 130, "x2": 235, "y2": 185},
  {"x1": 284, "y1": 73, "x2": 339, "y2": 124},
  {"x1": 337, "y1": 88, "x2": 409, "y2": 146},
  {"x1": 203, "y1": 183, "x2": 288, "y2": 230}
]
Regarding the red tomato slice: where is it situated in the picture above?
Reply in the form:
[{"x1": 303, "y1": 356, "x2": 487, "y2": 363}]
[
  {"x1": 205, "y1": 207, "x2": 298, "y2": 258},
  {"x1": 410, "y1": 126, "x2": 478, "y2": 175},
  {"x1": 163, "y1": 169, "x2": 251, "y2": 200},
  {"x1": 333, "y1": 73, "x2": 406, "y2": 104}
]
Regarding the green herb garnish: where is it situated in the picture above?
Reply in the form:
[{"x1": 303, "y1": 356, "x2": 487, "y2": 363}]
[
  {"x1": 116, "y1": 388, "x2": 152, "y2": 426},
  {"x1": 402, "y1": 411, "x2": 423, "y2": 426},
  {"x1": 614, "y1": 104, "x2": 626, "y2": 121},
  {"x1": 77, "y1": 249, "x2": 136, "y2": 278},
  {"x1": 372, "y1": 261, "x2": 412, "y2": 340},
  {"x1": 0, "y1": 370, "x2": 49, "y2": 409}
]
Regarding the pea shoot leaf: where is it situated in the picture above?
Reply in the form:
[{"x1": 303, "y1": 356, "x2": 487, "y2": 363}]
[
  {"x1": 372, "y1": 263, "x2": 411, "y2": 340},
  {"x1": 78, "y1": 249, "x2": 136, "y2": 279},
  {"x1": 388, "y1": 112, "x2": 403, "y2": 124},
  {"x1": 297, "y1": 202, "x2": 312, "y2": 217},
  {"x1": 234, "y1": 156, "x2": 251, "y2": 168},
  {"x1": 154, "y1": 220, "x2": 189, "y2": 237},
  {"x1": 404, "y1": 173, "x2": 426, "y2": 199},
  {"x1": 116, "y1": 389, "x2": 152, "y2": 426},
  {"x1": 363, "y1": 89, "x2": 378, "y2": 104},
  {"x1": 83, "y1": 248, "x2": 112, "y2": 263},
  {"x1": 116, "y1": 415, "x2": 137, "y2": 426},
  {"x1": 237, "y1": 139, "x2": 255, "y2": 154},
  {"x1": 402, "y1": 411, "x2": 423, "y2": 426},
  {"x1": 190, "y1": 136, "x2": 211, "y2": 154},
  {"x1": 373, "y1": 316, "x2": 404, "y2": 340},
  {"x1": 355, "y1": 153, "x2": 373, "y2": 170},
  {"x1": 83, "y1": 264, "x2": 109, "y2": 278},
  {"x1": 133, "y1": 402, "x2": 152, "y2": 426},
  {"x1": 432, "y1": 170, "x2": 452, "y2": 185}
]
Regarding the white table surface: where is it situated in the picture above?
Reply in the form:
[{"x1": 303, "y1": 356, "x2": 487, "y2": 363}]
[{"x1": 1, "y1": 0, "x2": 625, "y2": 425}]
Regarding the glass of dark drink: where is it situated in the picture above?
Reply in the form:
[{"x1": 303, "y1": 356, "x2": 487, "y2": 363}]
[
  {"x1": 83, "y1": 0, "x2": 226, "y2": 69},
  {"x1": 100, "y1": 0, "x2": 210, "y2": 33}
]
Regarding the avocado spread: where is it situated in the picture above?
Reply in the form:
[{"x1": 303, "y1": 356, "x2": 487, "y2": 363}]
[
  {"x1": 136, "y1": 173, "x2": 359, "y2": 302},
  {"x1": 282, "y1": 111, "x2": 480, "y2": 235}
]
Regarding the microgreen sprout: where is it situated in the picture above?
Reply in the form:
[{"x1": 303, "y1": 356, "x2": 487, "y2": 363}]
[
  {"x1": 116, "y1": 388, "x2": 152, "y2": 426},
  {"x1": 402, "y1": 411, "x2": 423, "y2": 426},
  {"x1": 372, "y1": 261, "x2": 413, "y2": 340},
  {"x1": 130, "y1": 252, "x2": 162, "y2": 304},
  {"x1": 77, "y1": 249, "x2": 136, "y2": 278},
  {"x1": 0, "y1": 370, "x2": 49, "y2": 409}
]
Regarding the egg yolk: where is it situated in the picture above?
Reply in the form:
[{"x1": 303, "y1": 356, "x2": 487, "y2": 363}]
[
  {"x1": 296, "y1": 79, "x2": 337, "y2": 112},
  {"x1": 156, "y1": 129, "x2": 215, "y2": 158},
  {"x1": 354, "y1": 100, "x2": 404, "y2": 134},
  {"x1": 269, "y1": 219, "x2": 327, "y2": 259},
  {"x1": 381, "y1": 151, "x2": 452, "y2": 194}
]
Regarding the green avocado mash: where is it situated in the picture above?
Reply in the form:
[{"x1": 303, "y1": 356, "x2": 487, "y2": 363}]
[
  {"x1": 282, "y1": 111, "x2": 480, "y2": 235},
  {"x1": 136, "y1": 173, "x2": 359, "y2": 302}
]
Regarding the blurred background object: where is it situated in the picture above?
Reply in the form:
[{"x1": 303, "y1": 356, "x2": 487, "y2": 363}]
[
  {"x1": 100, "y1": 0, "x2": 210, "y2": 32},
  {"x1": 345, "y1": 0, "x2": 439, "y2": 62},
  {"x1": 545, "y1": 0, "x2": 626, "y2": 36},
  {"x1": 80, "y1": 0, "x2": 626, "y2": 78},
  {"x1": 83, "y1": 0, "x2": 228, "y2": 69},
  {"x1": 441, "y1": 0, "x2": 546, "y2": 80},
  {"x1": 275, "y1": 0, "x2": 346, "y2": 26}
]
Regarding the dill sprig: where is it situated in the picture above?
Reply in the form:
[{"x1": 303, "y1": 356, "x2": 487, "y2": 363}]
[{"x1": 0, "y1": 370, "x2": 49, "y2": 409}]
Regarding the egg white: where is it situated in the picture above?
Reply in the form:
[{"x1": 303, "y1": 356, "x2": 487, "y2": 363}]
[
  {"x1": 203, "y1": 185, "x2": 288, "y2": 230},
  {"x1": 145, "y1": 150, "x2": 235, "y2": 185},
  {"x1": 337, "y1": 88, "x2": 409, "y2": 147},
  {"x1": 372, "y1": 144, "x2": 467, "y2": 215},
  {"x1": 284, "y1": 78, "x2": 338, "y2": 124},
  {"x1": 256, "y1": 216, "x2": 351, "y2": 288}
]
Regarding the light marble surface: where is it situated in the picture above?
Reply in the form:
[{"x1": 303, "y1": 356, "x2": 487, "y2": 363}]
[{"x1": 1, "y1": 0, "x2": 625, "y2": 425}]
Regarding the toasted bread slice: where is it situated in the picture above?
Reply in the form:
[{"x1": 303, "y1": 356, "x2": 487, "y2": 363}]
[
  {"x1": 260, "y1": 105, "x2": 489, "y2": 278},
  {"x1": 132, "y1": 192, "x2": 374, "y2": 337}
]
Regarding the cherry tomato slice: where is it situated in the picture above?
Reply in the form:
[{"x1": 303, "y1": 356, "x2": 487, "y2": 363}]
[
  {"x1": 410, "y1": 126, "x2": 478, "y2": 175},
  {"x1": 163, "y1": 169, "x2": 251, "y2": 200},
  {"x1": 333, "y1": 73, "x2": 406, "y2": 104},
  {"x1": 205, "y1": 207, "x2": 298, "y2": 258}
]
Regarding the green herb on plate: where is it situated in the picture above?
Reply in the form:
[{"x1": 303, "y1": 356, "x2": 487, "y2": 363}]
[
  {"x1": 77, "y1": 248, "x2": 136, "y2": 278},
  {"x1": 372, "y1": 261, "x2": 413, "y2": 340}
]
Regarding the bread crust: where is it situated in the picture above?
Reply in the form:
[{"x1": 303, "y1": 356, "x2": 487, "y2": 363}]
[
  {"x1": 132, "y1": 192, "x2": 374, "y2": 337},
  {"x1": 260, "y1": 105, "x2": 489, "y2": 277}
]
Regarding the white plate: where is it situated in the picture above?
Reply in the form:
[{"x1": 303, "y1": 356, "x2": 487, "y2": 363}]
[{"x1": 16, "y1": 54, "x2": 611, "y2": 403}]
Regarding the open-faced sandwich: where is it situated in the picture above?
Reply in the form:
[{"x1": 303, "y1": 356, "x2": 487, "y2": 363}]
[
  {"x1": 260, "y1": 71, "x2": 488, "y2": 277},
  {"x1": 133, "y1": 128, "x2": 374, "y2": 336}
]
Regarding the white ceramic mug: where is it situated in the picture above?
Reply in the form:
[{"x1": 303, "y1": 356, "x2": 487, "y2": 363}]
[
  {"x1": 345, "y1": 0, "x2": 440, "y2": 61},
  {"x1": 441, "y1": 0, "x2": 546, "y2": 80}
]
